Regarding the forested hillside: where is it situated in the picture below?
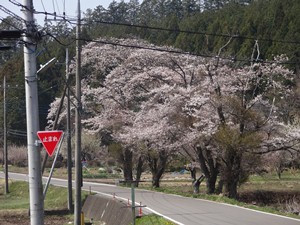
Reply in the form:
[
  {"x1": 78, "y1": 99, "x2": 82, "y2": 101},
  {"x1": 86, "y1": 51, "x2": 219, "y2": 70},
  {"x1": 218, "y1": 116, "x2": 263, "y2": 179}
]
[{"x1": 82, "y1": 0, "x2": 300, "y2": 71}]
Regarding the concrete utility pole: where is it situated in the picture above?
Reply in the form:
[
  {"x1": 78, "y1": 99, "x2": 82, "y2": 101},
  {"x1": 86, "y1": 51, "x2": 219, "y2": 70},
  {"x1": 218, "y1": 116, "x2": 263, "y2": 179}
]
[
  {"x1": 74, "y1": 0, "x2": 82, "y2": 224},
  {"x1": 66, "y1": 48, "x2": 73, "y2": 212},
  {"x1": 23, "y1": 0, "x2": 44, "y2": 224},
  {"x1": 3, "y1": 75, "x2": 8, "y2": 194}
]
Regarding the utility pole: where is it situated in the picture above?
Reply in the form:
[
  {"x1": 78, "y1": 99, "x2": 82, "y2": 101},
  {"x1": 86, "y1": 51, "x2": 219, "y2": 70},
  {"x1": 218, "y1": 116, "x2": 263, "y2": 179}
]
[
  {"x1": 0, "y1": 34, "x2": 21, "y2": 189},
  {"x1": 74, "y1": 0, "x2": 82, "y2": 224},
  {"x1": 66, "y1": 48, "x2": 73, "y2": 212},
  {"x1": 23, "y1": 0, "x2": 44, "y2": 224},
  {"x1": 3, "y1": 75, "x2": 8, "y2": 194}
]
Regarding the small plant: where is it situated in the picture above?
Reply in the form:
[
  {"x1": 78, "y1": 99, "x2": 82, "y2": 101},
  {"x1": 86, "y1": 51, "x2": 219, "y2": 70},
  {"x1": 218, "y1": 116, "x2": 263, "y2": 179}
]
[
  {"x1": 8, "y1": 145, "x2": 27, "y2": 167},
  {"x1": 286, "y1": 197, "x2": 300, "y2": 215}
]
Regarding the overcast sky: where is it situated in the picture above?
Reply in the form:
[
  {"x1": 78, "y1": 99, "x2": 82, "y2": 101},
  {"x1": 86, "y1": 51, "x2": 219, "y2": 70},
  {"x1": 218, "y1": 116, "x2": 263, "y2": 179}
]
[{"x1": 0, "y1": 0, "x2": 115, "y2": 25}]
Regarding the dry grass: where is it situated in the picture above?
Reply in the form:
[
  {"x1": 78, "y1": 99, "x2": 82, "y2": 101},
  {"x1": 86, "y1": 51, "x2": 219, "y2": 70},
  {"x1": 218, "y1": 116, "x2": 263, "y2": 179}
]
[{"x1": 0, "y1": 145, "x2": 28, "y2": 167}]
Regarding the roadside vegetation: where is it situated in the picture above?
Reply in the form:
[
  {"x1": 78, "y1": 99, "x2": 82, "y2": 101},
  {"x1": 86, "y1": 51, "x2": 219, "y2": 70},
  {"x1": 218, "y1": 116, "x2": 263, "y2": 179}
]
[
  {"x1": 0, "y1": 179, "x2": 88, "y2": 225},
  {"x1": 2, "y1": 164, "x2": 300, "y2": 219},
  {"x1": 136, "y1": 214, "x2": 176, "y2": 225},
  {"x1": 0, "y1": 178, "x2": 175, "y2": 225}
]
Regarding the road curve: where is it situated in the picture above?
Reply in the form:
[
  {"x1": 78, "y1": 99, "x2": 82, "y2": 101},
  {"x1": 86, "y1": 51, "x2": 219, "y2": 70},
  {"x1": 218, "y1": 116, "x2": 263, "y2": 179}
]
[{"x1": 1, "y1": 172, "x2": 300, "y2": 225}]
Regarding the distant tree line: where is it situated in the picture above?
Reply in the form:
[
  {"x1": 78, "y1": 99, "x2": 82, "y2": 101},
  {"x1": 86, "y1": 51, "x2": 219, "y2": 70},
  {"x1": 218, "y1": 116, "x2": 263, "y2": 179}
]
[{"x1": 82, "y1": 0, "x2": 299, "y2": 73}]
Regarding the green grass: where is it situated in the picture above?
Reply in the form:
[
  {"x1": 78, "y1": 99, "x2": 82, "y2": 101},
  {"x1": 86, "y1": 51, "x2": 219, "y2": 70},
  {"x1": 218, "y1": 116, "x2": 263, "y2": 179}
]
[
  {"x1": 1, "y1": 165, "x2": 122, "y2": 181},
  {"x1": 0, "y1": 181, "x2": 30, "y2": 210},
  {"x1": 136, "y1": 214, "x2": 176, "y2": 225},
  {"x1": 0, "y1": 179, "x2": 88, "y2": 210},
  {"x1": 240, "y1": 170, "x2": 300, "y2": 192}
]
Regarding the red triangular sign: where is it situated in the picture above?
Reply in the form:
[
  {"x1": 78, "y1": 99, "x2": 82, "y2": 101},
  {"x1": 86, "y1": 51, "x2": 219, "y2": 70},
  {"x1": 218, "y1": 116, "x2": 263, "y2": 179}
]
[{"x1": 37, "y1": 131, "x2": 63, "y2": 157}]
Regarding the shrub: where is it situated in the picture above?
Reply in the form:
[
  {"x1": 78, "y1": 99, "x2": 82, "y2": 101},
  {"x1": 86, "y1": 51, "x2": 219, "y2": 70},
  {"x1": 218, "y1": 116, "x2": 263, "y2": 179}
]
[
  {"x1": 8, "y1": 145, "x2": 28, "y2": 167},
  {"x1": 286, "y1": 197, "x2": 300, "y2": 215}
]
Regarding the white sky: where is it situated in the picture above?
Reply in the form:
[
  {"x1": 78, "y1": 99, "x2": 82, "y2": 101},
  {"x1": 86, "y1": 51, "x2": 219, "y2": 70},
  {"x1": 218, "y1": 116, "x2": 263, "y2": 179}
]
[{"x1": 0, "y1": 0, "x2": 115, "y2": 25}]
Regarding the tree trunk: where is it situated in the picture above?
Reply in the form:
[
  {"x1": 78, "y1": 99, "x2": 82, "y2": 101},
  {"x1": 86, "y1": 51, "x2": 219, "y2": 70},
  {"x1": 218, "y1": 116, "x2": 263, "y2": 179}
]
[
  {"x1": 148, "y1": 150, "x2": 168, "y2": 188},
  {"x1": 224, "y1": 178, "x2": 238, "y2": 199},
  {"x1": 196, "y1": 146, "x2": 219, "y2": 194},
  {"x1": 122, "y1": 148, "x2": 133, "y2": 185},
  {"x1": 222, "y1": 151, "x2": 241, "y2": 199},
  {"x1": 190, "y1": 166, "x2": 196, "y2": 181},
  {"x1": 135, "y1": 155, "x2": 144, "y2": 187},
  {"x1": 193, "y1": 174, "x2": 205, "y2": 194},
  {"x1": 216, "y1": 179, "x2": 224, "y2": 194},
  {"x1": 152, "y1": 174, "x2": 161, "y2": 188},
  {"x1": 206, "y1": 174, "x2": 217, "y2": 194}
]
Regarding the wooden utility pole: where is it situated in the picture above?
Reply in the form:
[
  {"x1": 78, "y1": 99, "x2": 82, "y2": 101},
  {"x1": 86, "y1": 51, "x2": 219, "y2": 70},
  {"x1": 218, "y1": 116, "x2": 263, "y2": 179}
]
[
  {"x1": 74, "y1": 0, "x2": 82, "y2": 224},
  {"x1": 66, "y1": 48, "x2": 73, "y2": 212},
  {"x1": 3, "y1": 75, "x2": 8, "y2": 194},
  {"x1": 0, "y1": 30, "x2": 23, "y2": 195}
]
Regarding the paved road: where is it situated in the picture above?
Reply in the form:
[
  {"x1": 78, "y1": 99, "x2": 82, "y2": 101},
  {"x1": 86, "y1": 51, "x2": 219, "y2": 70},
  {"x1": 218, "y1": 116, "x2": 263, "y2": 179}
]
[{"x1": 1, "y1": 172, "x2": 300, "y2": 225}]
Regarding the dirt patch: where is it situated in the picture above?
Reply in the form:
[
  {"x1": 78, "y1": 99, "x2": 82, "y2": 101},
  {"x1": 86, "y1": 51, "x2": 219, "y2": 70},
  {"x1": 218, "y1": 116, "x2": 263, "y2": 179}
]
[
  {"x1": 0, "y1": 210, "x2": 72, "y2": 225},
  {"x1": 238, "y1": 190, "x2": 300, "y2": 205},
  {"x1": 238, "y1": 190, "x2": 300, "y2": 215}
]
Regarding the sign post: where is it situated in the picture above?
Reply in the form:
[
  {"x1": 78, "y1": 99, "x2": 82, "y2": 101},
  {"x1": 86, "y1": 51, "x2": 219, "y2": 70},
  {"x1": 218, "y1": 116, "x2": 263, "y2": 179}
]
[{"x1": 37, "y1": 131, "x2": 64, "y2": 199}]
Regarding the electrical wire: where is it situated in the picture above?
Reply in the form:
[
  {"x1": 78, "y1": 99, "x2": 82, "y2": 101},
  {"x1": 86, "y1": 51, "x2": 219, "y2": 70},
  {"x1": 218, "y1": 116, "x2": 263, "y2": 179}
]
[
  {"x1": 6, "y1": 1, "x2": 300, "y2": 46},
  {"x1": 0, "y1": 13, "x2": 25, "y2": 31},
  {"x1": 79, "y1": 19, "x2": 300, "y2": 45},
  {"x1": 62, "y1": 0, "x2": 65, "y2": 17},
  {"x1": 3, "y1": 1, "x2": 300, "y2": 66},
  {"x1": 55, "y1": 0, "x2": 61, "y2": 15},
  {"x1": 44, "y1": 31, "x2": 76, "y2": 46},
  {"x1": 42, "y1": 31, "x2": 298, "y2": 65},
  {"x1": 72, "y1": 37, "x2": 298, "y2": 65},
  {"x1": 41, "y1": 0, "x2": 46, "y2": 13},
  {"x1": 38, "y1": 83, "x2": 60, "y2": 95},
  {"x1": 52, "y1": 0, "x2": 56, "y2": 15},
  {"x1": 0, "y1": 4, "x2": 26, "y2": 24}
]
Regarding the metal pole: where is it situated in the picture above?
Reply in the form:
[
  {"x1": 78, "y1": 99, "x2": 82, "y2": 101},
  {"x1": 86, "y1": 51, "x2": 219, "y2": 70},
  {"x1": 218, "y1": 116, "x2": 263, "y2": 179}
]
[
  {"x1": 23, "y1": 0, "x2": 44, "y2": 224},
  {"x1": 41, "y1": 85, "x2": 67, "y2": 174},
  {"x1": 74, "y1": 0, "x2": 82, "y2": 224},
  {"x1": 3, "y1": 75, "x2": 9, "y2": 194},
  {"x1": 43, "y1": 134, "x2": 64, "y2": 199},
  {"x1": 131, "y1": 182, "x2": 136, "y2": 225},
  {"x1": 66, "y1": 48, "x2": 73, "y2": 212}
]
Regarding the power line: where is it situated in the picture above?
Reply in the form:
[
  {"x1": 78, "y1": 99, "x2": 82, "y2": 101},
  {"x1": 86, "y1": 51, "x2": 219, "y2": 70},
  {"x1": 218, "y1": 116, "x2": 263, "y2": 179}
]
[
  {"x1": 80, "y1": 20, "x2": 300, "y2": 45},
  {"x1": 40, "y1": 0, "x2": 46, "y2": 13},
  {"x1": 63, "y1": 37, "x2": 297, "y2": 65},
  {"x1": 0, "y1": 30, "x2": 23, "y2": 39},
  {"x1": 55, "y1": 0, "x2": 61, "y2": 15},
  {"x1": 0, "y1": 16, "x2": 24, "y2": 32},
  {"x1": 45, "y1": 14, "x2": 300, "y2": 46},
  {"x1": 0, "y1": 4, "x2": 26, "y2": 24},
  {"x1": 6, "y1": 1, "x2": 300, "y2": 46},
  {"x1": 3, "y1": 1, "x2": 300, "y2": 66},
  {"x1": 43, "y1": 32, "x2": 298, "y2": 65}
]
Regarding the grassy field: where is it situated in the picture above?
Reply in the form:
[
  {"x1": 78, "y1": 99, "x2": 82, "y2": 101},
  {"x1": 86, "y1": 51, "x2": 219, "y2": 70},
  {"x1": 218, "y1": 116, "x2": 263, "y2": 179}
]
[{"x1": 0, "y1": 179, "x2": 89, "y2": 225}]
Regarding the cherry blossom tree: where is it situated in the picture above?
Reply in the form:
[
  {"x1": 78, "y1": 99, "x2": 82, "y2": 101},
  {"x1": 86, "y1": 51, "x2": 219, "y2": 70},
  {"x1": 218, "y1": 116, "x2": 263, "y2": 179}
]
[
  {"x1": 47, "y1": 38, "x2": 298, "y2": 195},
  {"x1": 80, "y1": 41, "x2": 204, "y2": 187}
]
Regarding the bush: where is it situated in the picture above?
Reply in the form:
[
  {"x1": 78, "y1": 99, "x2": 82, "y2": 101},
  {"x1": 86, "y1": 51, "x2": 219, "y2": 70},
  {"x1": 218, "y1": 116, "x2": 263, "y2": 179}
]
[
  {"x1": 286, "y1": 197, "x2": 300, "y2": 215},
  {"x1": 8, "y1": 145, "x2": 28, "y2": 167},
  {"x1": 60, "y1": 132, "x2": 106, "y2": 166}
]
